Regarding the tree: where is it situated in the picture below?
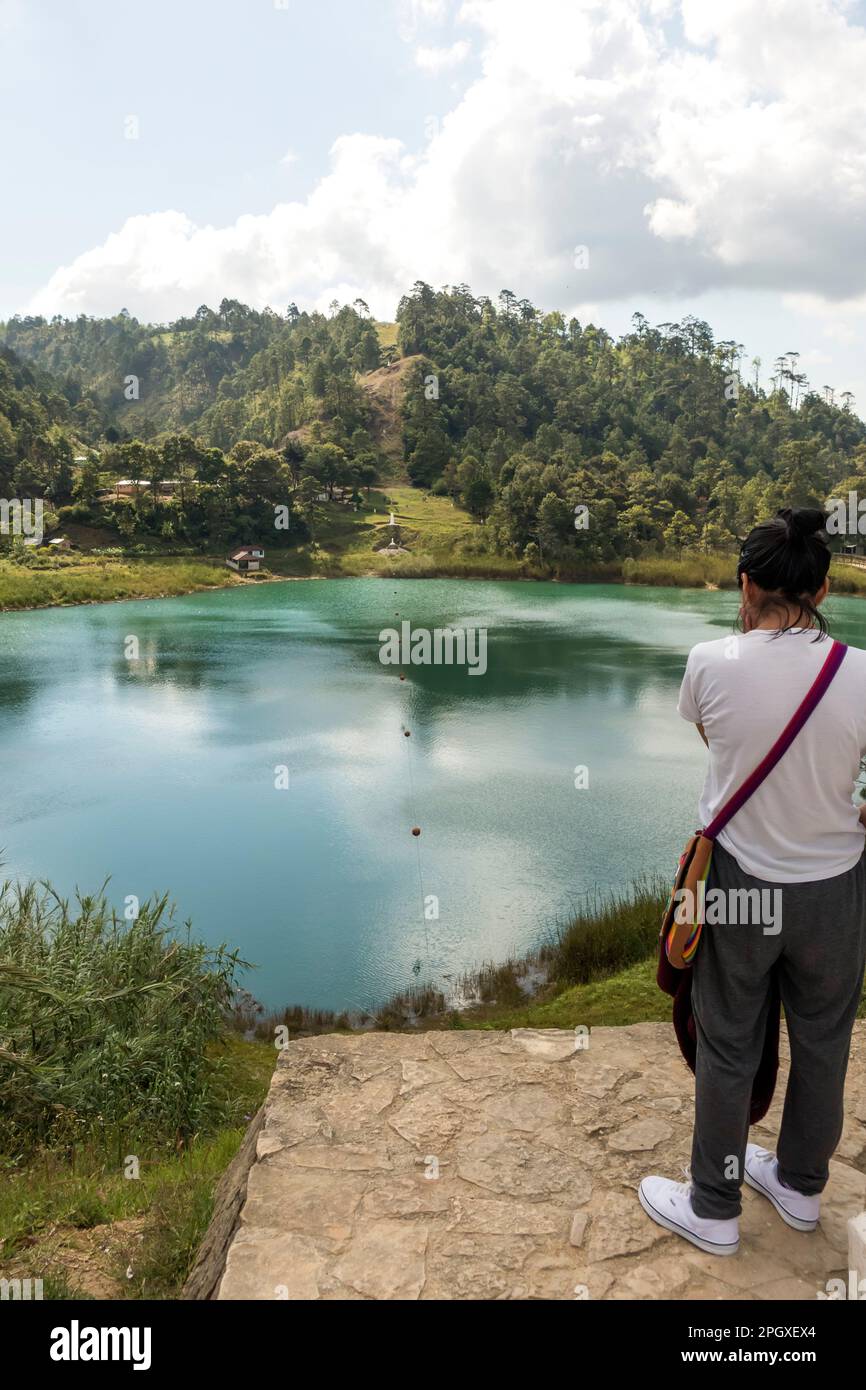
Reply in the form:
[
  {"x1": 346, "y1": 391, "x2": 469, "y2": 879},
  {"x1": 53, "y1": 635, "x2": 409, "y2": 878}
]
[
  {"x1": 357, "y1": 460, "x2": 379, "y2": 496},
  {"x1": 617, "y1": 504, "x2": 663, "y2": 555},
  {"x1": 464, "y1": 475, "x2": 494, "y2": 521},
  {"x1": 537, "y1": 492, "x2": 574, "y2": 552},
  {"x1": 663, "y1": 510, "x2": 699, "y2": 550},
  {"x1": 238, "y1": 448, "x2": 290, "y2": 507},
  {"x1": 73, "y1": 454, "x2": 103, "y2": 505},
  {"x1": 305, "y1": 443, "x2": 348, "y2": 500}
]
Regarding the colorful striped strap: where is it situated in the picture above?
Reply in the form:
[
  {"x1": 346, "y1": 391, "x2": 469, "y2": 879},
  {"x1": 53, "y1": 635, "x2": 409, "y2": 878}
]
[{"x1": 703, "y1": 638, "x2": 847, "y2": 843}]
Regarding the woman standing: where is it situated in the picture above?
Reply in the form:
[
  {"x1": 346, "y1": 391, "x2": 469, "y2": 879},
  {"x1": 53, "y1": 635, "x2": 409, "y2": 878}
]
[{"x1": 640, "y1": 508, "x2": 866, "y2": 1256}]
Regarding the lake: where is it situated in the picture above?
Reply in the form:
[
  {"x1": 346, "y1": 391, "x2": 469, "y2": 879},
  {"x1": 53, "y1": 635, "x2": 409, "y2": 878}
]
[{"x1": 2, "y1": 579, "x2": 865, "y2": 1011}]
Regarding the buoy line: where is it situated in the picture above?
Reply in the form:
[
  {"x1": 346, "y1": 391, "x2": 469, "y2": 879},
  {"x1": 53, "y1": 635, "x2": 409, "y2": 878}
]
[{"x1": 394, "y1": 594, "x2": 431, "y2": 968}]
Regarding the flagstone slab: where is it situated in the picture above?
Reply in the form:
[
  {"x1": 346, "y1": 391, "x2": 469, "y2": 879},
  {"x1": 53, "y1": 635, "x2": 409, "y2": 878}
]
[{"x1": 197, "y1": 1021, "x2": 866, "y2": 1301}]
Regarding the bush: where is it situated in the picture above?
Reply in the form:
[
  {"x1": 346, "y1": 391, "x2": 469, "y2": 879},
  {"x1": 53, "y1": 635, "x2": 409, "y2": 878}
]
[
  {"x1": 57, "y1": 503, "x2": 97, "y2": 525},
  {"x1": 0, "y1": 882, "x2": 245, "y2": 1156}
]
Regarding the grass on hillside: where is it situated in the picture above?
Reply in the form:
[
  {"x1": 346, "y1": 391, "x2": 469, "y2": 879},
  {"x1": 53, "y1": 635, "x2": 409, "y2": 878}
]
[
  {"x1": 374, "y1": 321, "x2": 400, "y2": 351},
  {"x1": 312, "y1": 485, "x2": 477, "y2": 572}
]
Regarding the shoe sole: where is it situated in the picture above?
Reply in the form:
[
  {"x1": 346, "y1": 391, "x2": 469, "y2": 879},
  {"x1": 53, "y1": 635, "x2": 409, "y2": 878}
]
[
  {"x1": 743, "y1": 1169, "x2": 818, "y2": 1232},
  {"x1": 638, "y1": 1184, "x2": 739, "y2": 1256}
]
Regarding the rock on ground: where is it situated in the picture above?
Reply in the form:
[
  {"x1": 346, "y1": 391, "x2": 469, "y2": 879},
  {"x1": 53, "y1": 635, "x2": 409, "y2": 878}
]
[{"x1": 206, "y1": 1021, "x2": 866, "y2": 1301}]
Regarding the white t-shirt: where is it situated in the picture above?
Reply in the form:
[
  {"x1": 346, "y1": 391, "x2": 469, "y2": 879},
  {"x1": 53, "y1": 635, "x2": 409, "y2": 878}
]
[{"x1": 678, "y1": 628, "x2": 866, "y2": 882}]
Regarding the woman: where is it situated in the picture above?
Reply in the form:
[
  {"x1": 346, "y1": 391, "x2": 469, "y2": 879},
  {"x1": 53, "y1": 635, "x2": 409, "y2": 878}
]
[{"x1": 640, "y1": 507, "x2": 866, "y2": 1256}]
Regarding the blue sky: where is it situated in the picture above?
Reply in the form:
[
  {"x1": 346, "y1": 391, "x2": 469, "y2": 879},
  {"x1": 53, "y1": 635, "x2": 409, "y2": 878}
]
[
  {"x1": 3, "y1": 0, "x2": 866, "y2": 413},
  {"x1": 0, "y1": 0, "x2": 460, "y2": 306}
]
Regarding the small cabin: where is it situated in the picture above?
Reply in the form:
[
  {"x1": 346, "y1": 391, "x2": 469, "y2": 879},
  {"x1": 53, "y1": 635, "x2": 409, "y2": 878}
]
[
  {"x1": 226, "y1": 545, "x2": 265, "y2": 574},
  {"x1": 48, "y1": 536, "x2": 71, "y2": 551}
]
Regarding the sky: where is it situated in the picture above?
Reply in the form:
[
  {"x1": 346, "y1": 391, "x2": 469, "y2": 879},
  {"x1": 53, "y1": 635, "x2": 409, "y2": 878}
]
[{"x1": 2, "y1": 0, "x2": 866, "y2": 410}]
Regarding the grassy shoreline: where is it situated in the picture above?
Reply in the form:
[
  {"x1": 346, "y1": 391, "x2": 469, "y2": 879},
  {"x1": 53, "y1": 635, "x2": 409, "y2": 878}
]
[
  {"x1": 0, "y1": 546, "x2": 736, "y2": 614},
  {"x1": 5, "y1": 547, "x2": 866, "y2": 615},
  {"x1": 5, "y1": 479, "x2": 866, "y2": 612},
  {"x1": 6, "y1": 530, "x2": 866, "y2": 614}
]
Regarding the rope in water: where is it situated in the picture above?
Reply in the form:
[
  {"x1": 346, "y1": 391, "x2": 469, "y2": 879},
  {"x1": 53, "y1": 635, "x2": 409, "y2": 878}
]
[
  {"x1": 394, "y1": 592, "x2": 431, "y2": 966},
  {"x1": 401, "y1": 716, "x2": 431, "y2": 962}
]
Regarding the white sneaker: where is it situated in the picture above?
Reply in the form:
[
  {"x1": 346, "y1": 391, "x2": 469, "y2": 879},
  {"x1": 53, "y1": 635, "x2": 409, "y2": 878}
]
[
  {"x1": 638, "y1": 1176, "x2": 740, "y2": 1256},
  {"x1": 744, "y1": 1144, "x2": 820, "y2": 1231}
]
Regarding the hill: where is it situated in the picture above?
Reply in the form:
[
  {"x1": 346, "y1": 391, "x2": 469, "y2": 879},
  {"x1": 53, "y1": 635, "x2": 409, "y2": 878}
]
[{"x1": 3, "y1": 285, "x2": 866, "y2": 576}]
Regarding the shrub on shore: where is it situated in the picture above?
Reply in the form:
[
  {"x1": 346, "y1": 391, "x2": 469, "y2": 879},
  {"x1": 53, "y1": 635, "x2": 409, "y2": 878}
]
[
  {"x1": 0, "y1": 881, "x2": 244, "y2": 1158},
  {"x1": 543, "y1": 878, "x2": 667, "y2": 985}
]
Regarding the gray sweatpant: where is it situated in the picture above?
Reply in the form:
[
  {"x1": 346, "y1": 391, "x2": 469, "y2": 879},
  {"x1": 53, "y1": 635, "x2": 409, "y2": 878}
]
[{"x1": 690, "y1": 840, "x2": 866, "y2": 1221}]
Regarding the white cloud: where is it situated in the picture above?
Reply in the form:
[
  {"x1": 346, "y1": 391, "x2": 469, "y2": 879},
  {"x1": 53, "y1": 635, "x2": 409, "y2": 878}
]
[
  {"x1": 27, "y1": 0, "x2": 866, "y2": 323},
  {"x1": 415, "y1": 39, "x2": 471, "y2": 71},
  {"x1": 644, "y1": 198, "x2": 698, "y2": 240},
  {"x1": 280, "y1": 147, "x2": 299, "y2": 167}
]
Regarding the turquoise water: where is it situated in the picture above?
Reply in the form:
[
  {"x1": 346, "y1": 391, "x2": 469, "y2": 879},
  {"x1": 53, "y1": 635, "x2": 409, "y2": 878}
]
[{"x1": 2, "y1": 579, "x2": 864, "y2": 1010}]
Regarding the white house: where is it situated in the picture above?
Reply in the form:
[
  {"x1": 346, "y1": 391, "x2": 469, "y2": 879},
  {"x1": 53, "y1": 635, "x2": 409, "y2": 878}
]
[{"x1": 226, "y1": 545, "x2": 265, "y2": 574}]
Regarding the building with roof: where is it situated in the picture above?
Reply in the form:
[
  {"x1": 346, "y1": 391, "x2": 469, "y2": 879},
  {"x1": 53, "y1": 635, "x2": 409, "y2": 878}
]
[{"x1": 226, "y1": 545, "x2": 265, "y2": 574}]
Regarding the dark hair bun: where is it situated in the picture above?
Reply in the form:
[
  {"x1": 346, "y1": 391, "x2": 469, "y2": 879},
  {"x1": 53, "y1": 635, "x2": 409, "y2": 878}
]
[{"x1": 777, "y1": 507, "x2": 827, "y2": 543}]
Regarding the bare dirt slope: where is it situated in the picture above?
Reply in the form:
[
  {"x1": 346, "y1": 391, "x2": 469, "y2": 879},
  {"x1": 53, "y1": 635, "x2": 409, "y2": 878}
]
[{"x1": 358, "y1": 355, "x2": 423, "y2": 479}]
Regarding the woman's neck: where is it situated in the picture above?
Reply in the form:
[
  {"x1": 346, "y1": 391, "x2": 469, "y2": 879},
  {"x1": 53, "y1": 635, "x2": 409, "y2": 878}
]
[{"x1": 744, "y1": 608, "x2": 815, "y2": 633}]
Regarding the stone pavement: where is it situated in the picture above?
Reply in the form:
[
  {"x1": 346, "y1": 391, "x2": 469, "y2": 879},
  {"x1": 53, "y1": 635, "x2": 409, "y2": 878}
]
[{"x1": 212, "y1": 1022, "x2": 866, "y2": 1300}]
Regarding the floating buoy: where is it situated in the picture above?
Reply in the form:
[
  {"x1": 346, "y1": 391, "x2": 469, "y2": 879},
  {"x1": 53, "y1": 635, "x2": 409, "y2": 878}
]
[
  {"x1": 404, "y1": 729, "x2": 411, "y2": 737},
  {"x1": 411, "y1": 826, "x2": 421, "y2": 837}
]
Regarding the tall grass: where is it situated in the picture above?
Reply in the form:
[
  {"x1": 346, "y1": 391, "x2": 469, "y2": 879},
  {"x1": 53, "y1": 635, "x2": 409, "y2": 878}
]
[
  {"x1": 622, "y1": 550, "x2": 738, "y2": 589},
  {"x1": 0, "y1": 882, "x2": 245, "y2": 1157},
  {"x1": 828, "y1": 559, "x2": 866, "y2": 595},
  {"x1": 543, "y1": 877, "x2": 668, "y2": 986}
]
